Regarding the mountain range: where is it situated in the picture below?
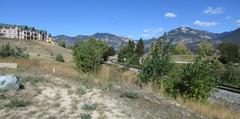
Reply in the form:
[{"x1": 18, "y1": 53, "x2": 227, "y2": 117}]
[
  {"x1": 54, "y1": 33, "x2": 130, "y2": 50},
  {"x1": 54, "y1": 27, "x2": 240, "y2": 50}
]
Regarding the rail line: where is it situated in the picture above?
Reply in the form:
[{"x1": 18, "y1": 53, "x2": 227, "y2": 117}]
[
  {"x1": 216, "y1": 84, "x2": 240, "y2": 94},
  {"x1": 106, "y1": 61, "x2": 240, "y2": 94}
]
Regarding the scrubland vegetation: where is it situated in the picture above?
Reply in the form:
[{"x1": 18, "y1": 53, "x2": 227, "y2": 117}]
[
  {"x1": 70, "y1": 35, "x2": 240, "y2": 118},
  {"x1": 0, "y1": 43, "x2": 29, "y2": 58},
  {"x1": 0, "y1": 38, "x2": 240, "y2": 119}
]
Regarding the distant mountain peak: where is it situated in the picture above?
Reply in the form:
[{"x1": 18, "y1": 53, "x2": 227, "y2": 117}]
[{"x1": 54, "y1": 32, "x2": 129, "y2": 50}]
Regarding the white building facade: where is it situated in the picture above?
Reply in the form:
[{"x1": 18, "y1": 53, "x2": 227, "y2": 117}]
[{"x1": 0, "y1": 23, "x2": 48, "y2": 41}]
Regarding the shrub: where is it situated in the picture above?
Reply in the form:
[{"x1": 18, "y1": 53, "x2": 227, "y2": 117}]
[
  {"x1": 127, "y1": 54, "x2": 140, "y2": 66},
  {"x1": 139, "y1": 36, "x2": 174, "y2": 84},
  {"x1": 0, "y1": 43, "x2": 28, "y2": 58},
  {"x1": 56, "y1": 53, "x2": 65, "y2": 62},
  {"x1": 14, "y1": 46, "x2": 29, "y2": 58},
  {"x1": 80, "y1": 114, "x2": 91, "y2": 119},
  {"x1": 73, "y1": 38, "x2": 108, "y2": 72},
  {"x1": 103, "y1": 46, "x2": 116, "y2": 61},
  {"x1": 5, "y1": 99, "x2": 30, "y2": 108},
  {"x1": 0, "y1": 43, "x2": 15, "y2": 57},
  {"x1": 179, "y1": 55, "x2": 218, "y2": 100},
  {"x1": 219, "y1": 63, "x2": 240, "y2": 88},
  {"x1": 197, "y1": 41, "x2": 214, "y2": 56},
  {"x1": 58, "y1": 39, "x2": 66, "y2": 48},
  {"x1": 174, "y1": 41, "x2": 190, "y2": 55},
  {"x1": 163, "y1": 77, "x2": 180, "y2": 98},
  {"x1": 82, "y1": 103, "x2": 98, "y2": 111},
  {"x1": 120, "y1": 91, "x2": 139, "y2": 99},
  {"x1": 218, "y1": 43, "x2": 240, "y2": 63},
  {"x1": 21, "y1": 76, "x2": 44, "y2": 85}
]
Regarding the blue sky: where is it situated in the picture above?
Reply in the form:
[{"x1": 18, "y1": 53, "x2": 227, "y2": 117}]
[{"x1": 1, "y1": 0, "x2": 240, "y2": 39}]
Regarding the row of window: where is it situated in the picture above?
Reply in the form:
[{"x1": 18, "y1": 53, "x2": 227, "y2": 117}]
[{"x1": 0, "y1": 30, "x2": 17, "y2": 34}]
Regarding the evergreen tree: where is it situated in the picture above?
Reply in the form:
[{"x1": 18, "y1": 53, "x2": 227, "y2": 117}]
[
  {"x1": 127, "y1": 40, "x2": 135, "y2": 56},
  {"x1": 118, "y1": 45, "x2": 128, "y2": 63},
  {"x1": 135, "y1": 38, "x2": 145, "y2": 56},
  {"x1": 108, "y1": 46, "x2": 116, "y2": 56}
]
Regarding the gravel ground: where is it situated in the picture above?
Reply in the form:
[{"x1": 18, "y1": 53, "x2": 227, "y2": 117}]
[
  {"x1": 211, "y1": 89, "x2": 240, "y2": 104},
  {"x1": 210, "y1": 89, "x2": 240, "y2": 112}
]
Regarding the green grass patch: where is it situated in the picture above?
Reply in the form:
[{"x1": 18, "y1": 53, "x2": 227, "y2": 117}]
[
  {"x1": 80, "y1": 113, "x2": 91, "y2": 119},
  {"x1": 82, "y1": 103, "x2": 98, "y2": 111},
  {"x1": 5, "y1": 99, "x2": 30, "y2": 108},
  {"x1": 120, "y1": 91, "x2": 139, "y2": 99},
  {"x1": 20, "y1": 76, "x2": 44, "y2": 85}
]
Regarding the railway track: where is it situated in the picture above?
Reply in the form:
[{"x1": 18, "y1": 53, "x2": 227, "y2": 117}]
[{"x1": 216, "y1": 84, "x2": 240, "y2": 94}]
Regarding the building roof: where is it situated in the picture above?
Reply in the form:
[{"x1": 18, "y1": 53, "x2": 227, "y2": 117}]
[
  {"x1": 0, "y1": 23, "x2": 47, "y2": 34},
  {"x1": 0, "y1": 23, "x2": 16, "y2": 28},
  {"x1": 18, "y1": 25, "x2": 28, "y2": 30}
]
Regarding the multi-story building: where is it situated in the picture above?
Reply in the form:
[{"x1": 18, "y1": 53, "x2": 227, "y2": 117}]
[{"x1": 0, "y1": 23, "x2": 48, "y2": 41}]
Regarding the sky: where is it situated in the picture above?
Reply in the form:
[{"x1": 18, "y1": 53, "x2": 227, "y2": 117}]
[{"x1": 0, "y1": 0, "x2": 240, "y2": 39}]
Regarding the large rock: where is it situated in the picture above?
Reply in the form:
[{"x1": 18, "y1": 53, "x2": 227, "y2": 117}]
[{"x1": 0, "y1": 75, "x2": 19, "y2": 90}]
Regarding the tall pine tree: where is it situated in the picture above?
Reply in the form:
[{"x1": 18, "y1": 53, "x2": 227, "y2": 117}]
[
  {"x1": 127, "y1": 40, "x2": 135, "y2": 57},
  {"x1": 135, "y1": 38, "x2": 144, "y2": 56}
]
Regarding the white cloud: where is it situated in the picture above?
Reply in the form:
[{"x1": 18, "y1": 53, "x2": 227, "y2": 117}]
[
  {"x1": 142, "y1": 28, "x2": 164, "y2": 38},
  {"x1": 236, "y1": 20, "x2": 240, "y2": 26},
  {"x1": 164, "y1": 12, "x2": 176, "y2": 18},
  {"x1": 203, "y1": 7, "x2": 224, "y2": 15},
  {"x1": 193, "y1": 20, "x2": 218, "y2": 27},
  {"x1": 144, "y1": 28, "x2": 164, "y2": 33},
  {"x1": 225, "y1": 16, "x2": 240, "y2": 26}
]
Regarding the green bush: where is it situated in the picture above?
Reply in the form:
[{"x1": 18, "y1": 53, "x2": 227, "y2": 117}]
[
  {"x1": 219, "y1": 63, "x2": 240, "y2": 88},
  {"x1": 179, "y1": 55, "x2": 218, "y2": 100},
  {"x1": 103, "y1": 46, "x2": 116, "y2": 61},
  {"x1": 120, "y1": 91, "x2": 139, "y2": 99},
  {"x1": 218, "y1": 43, "x2": 240, "y2": 63},
  {"x1": 73, "y1": 38, "x2": 108, "y2": 72},
  {"x1": 127, "y1": 54, "x2": 140, "y2": 66},
  {"x1": 56, "y1": 53, "x2": 65, "y2": 62},
  {"x1": 139, "y1": 36, "x2": 174, "y2": 84},
  {"x1": 163, "y1": 77, "x2": 180, "y2": 98},
  {"x1": 82, "y1": 103, "x2": 98, "y2": 111},
  {"x1": 0, "y1": 43, "x2": 28, "y2": 58},
  {"x1": 80, "y1": 114, "x2": 91, "y2": 119},
  {"x1": 197, "y1": 41, "x2": 214, "y2": 56},
  {"x1": 174, "y1": 41, "x2": 190, "y2": 55},
  {"x1": 0, "y1": 43, "x2": 15, "y2": 57}
]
